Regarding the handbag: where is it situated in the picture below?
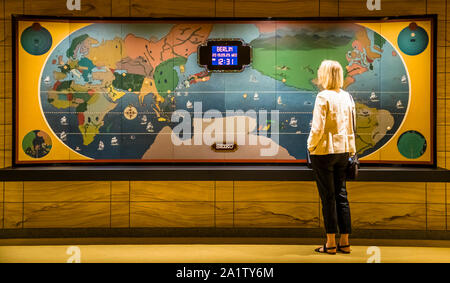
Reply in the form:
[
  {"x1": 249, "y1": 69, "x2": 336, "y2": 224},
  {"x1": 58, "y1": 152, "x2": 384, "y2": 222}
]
[{"x1": 346, "y1": 94, "x2": 360, "y2": 180}]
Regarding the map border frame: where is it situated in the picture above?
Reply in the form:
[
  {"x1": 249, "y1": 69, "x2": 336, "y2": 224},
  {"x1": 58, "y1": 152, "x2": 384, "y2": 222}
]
[{"x1": 12, "y1": 14, "x2": 438, "y2": 167}]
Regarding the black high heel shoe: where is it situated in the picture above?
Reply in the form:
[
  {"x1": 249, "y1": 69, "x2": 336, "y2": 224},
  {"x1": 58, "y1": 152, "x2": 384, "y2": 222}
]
[
  {"x1": 314, "y1": 245, "x2": 337, "y2": 255},
  {"x1": 337, "y1": 244, "x2": 351, "y2": 254}
]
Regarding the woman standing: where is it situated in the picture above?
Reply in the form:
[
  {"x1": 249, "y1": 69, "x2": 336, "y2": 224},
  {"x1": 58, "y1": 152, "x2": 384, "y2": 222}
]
[{"x1": 307, "y1": 60, "x2": 356, "y2": 255}]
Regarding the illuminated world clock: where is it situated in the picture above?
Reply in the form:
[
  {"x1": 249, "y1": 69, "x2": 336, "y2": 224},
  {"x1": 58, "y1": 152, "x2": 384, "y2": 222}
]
[{"x1": 198, "y1": 39, "x2": 251, "y2": 72}]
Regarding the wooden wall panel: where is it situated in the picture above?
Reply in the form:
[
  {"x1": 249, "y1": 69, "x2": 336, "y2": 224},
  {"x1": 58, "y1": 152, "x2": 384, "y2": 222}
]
[
  {"x1": 112, "y1": 0, "x2": 131, "y2": 17},
  {"x1": 234, "y1": 181, "x2": 318, "y2": 202},
  {"x1": 0, "y1": 202, "x2": 3, "y2": 229},
  {"x1": 111, "y1": 202, "x2": 129, "y2": 227},
  {"x1": 23, "y1": 202, "x2": 110, "y2": 228},
  {"x1": 4, "y1": 181, "x2": 22, "y2": 203},
  {"x1": 130, "y1": 202, "x2": 215, "y2": 227},
  {"x1": 215, "y1": 201, "x2": 233, "y2": 227},
  {"x1": 351, "y1": 203, "x2": 426, "y2": 230},
  {"x1": 24, "y1": 0, "x2": 112, "y2": 17},
  {"x1": 131, "y1": 0, "x2": 216, "y2": 17},
  {"x1": 234, "y1": 0, "x2": 319, "y2": 17},
  {"x1": 319, "y1": 0, "x2": 339, "y2": 17},
  {"x1": 427, "y1": 183, "x2": 447, "y2": 203},
  {"x1": 216, "y1": 181, "x2": 233, "y2": 201},
  {"x1": 347, "y1": 182, "x2": 426, "y2": 204},
  {"x1": 339, "y1": 0, "x2": 427, "y2": 17},
  {"x1": 130, "y1": 181, "x2": 214, "y2": 202},
  {"x1": 3, "y1": 203, "x2": 22, "y2": 228},
  {"x1": 234, "y1": 202, "x2": 320, "y2": 228},
  {"x1": 427, "y1": 204, "x2": 446, "y2": 230},
  {"x1": 111, "y1": 181, "x2": 129, "y2": 202},
  {"x1": 23, "y1": 181, "x2": 110, "y2": 202},
  {"x1": 215, "y1": 0, "x2": 234, "y2": 17},
  {"x1": 4, "y1": 0, "x2": 24, "y2": 47}
]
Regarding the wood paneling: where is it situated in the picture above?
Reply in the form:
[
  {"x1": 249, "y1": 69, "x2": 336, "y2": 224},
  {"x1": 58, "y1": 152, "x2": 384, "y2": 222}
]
[
  {"x1": 215, "y1": 0, "x2": 234, "y2": 17},
  {"x1": 111, "y1": 181, "x2": 129, "y2": 202},
  {"x1": 437, "y1": 151, "x2": 446, "y2": 168},
  {"x1": 339, "y1": 0, "x2": 427, "y2": 17},
  {"x1": 351, "y1": 203, "x2": 426, "y2": 230},
  {"x1": 23, "y1": 181, "x2": 110, "y2": 202},
  {"x1": 0, "y1": 181, "x2": 3, "y2": 203},
  {"x1": 427, "y1": 183, "x2": 446, "y2": 203},
  {"x1": 0, "y1": 99, "x2": 4, "y2": 126},
  {"x1": 130, "y1": 181, "x2": 214, "y2": 202},
  {"x1": 130, "y1": 202, "x2": 215, "y2": 227},
  {"x1": 234, "y1": 202, "x2": 320, "y2": 228},
  {"x1": 131, "y1": 0, "x2": 215, "y2": 17},
  {"x1": 0, "y1": 202, "x2": 3, "y2": 229},
  {"x1": 4, "y1": 181, "x2": 22, "y2": 203},
  {"x1": 234, "y1": 181, "x2": 318, "y2": 202},
  {"x1": 111, "y1": 202, "x2": 129, "y2": 228},
  {"x1": 112, "y1": 0, "x2": 131, "y2": 17},
  {"x1": 3, "y1": 203, "x2": 22, "y2": 228},
  {"x1": 1, "y1": 46, "x2": 11, "y2": 73},
  {"x1": 23, "y1": 202, "x2": 110, "y2": 228},
  {"x1": 319, "y1": 0, "x2": 339, "y2": 17},
  {"x1": 428, "y1": 0, "x2": 447, "y2": 22},
  {"x1": 24, "y1": 0, "x2": 112, "y2": 17},
  {"x1": 215, "y1": 201, "x2": 234, "y2": 227},
  {"x1": 347, "y1": 182, "x2": 426, "y2": 204},
  {"x1": 427, "y1": 204, "x2": 446, "y2": 230},
  {"x1": 234, "y1": 0, "x2": 319, "y2": 17},
  {"x1": 216, "y1": 181, "x2": 233, "y2": 201}
]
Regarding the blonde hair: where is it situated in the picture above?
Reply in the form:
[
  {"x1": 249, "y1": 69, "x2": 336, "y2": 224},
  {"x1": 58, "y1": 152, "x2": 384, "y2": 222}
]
[{"x1": 317, "y1": 60, "x2": 344, "y2": 91}]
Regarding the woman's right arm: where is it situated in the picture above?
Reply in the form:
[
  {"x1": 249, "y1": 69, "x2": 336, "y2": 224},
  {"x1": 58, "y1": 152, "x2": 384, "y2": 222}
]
[{"x1": 307, "y1": 94, "x2": 328, "y2": 152}]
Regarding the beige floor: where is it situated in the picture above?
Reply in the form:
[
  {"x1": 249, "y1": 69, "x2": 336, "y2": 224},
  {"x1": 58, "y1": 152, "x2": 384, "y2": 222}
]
[{"x1": 0, "y1": 238, "x2": 450, "y2": 263}]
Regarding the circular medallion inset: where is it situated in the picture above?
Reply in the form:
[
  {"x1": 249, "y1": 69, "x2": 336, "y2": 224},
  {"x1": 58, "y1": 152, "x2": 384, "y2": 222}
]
[
  {"x1": 397, "y1": 22, "x2": 429, "y2": 56},
  {"x1": 124, "y1": 105, "x2": 138, "y2": 120},
  {"x1": 20, "y1": 23, "x2": 52, "y2": 56},
  {"x1": 22, "y1": 130, "x2": 52, "y2": 158},
  {"x1": 397, "y1": 130, "x2": 427, "y2": 159}
]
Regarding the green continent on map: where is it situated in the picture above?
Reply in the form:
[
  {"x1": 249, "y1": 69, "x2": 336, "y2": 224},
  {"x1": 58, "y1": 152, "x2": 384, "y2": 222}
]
[
  {"x1": 67, "y1": 34, "x2": 89, "y2": 58},
  {"x1": 154, "y1": 56, "x2": 187, "y2": 96},
  {"x1": 112, "y1": 72, "x2": 145, "y2": 92},
  {"x1": 251, "y1": 34, "x2": 353, "y2": 91}
]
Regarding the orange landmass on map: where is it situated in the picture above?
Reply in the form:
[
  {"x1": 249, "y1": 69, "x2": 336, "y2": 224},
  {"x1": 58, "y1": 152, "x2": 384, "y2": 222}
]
[
  {"x1": 124, "y1": 24, "x2": 213, "y2": 74},
  {"x1": 344, "y1": 26, "x2": 382, "y2": 89}
]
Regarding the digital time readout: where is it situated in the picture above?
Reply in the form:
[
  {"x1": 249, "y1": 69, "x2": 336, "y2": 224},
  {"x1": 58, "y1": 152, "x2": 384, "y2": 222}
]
[{"x1": 211, "y1": 46, "x2": 238, "y2": 65}]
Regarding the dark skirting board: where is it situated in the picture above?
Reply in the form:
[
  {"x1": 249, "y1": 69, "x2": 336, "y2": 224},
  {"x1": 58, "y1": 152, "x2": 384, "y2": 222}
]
[{"x1": 0, "y1": 165, "x2": 448, "y2": 182}]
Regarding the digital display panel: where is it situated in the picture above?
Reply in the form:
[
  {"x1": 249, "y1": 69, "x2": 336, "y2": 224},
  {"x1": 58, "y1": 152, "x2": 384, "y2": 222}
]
[{"x1": 211, "y1": 46, "x2": 238, "y2": 65}]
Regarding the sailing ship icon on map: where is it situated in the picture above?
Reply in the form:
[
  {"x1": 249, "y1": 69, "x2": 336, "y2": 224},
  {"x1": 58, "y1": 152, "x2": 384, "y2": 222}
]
[
  {"x1": 60, "y1": 116, "x2": 68, "y2": 126},
  {"x1": 98, "y1": 141, "x2": 104, "y2": 151},
  {"x1": 289, "y1": 117, "x2": 298, "y2": 128},
  {"x1": 277, "y1": 96, "x2": 283, "y2": 105},
  {"x1": 146, "y1": 122, "x2": 154, "y2": 132},
  {"x1": 396, "y1": 100, "x2": 404, "y2": 109},
  {"x1": 111, "y1": 137, "x2": 119, "y2": 146},
  {"x1": 140, "y1": 115, "x2": 148, "y2": 125},
  {"x1": 370, "y1": 92, "x2": 379, "y2": 102},
  {"x1": 60, "y1": 131, "x2": 67, "y2": 141},
  {"x1": 253, "y1": 92, "x2": 260, "y2": 101},
  {"x1": 44, "y1": 76, "x2": 51, "y2": 84},
  {"x1": 401, "y1": 75, "x2": 407, "y2": 84}
]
